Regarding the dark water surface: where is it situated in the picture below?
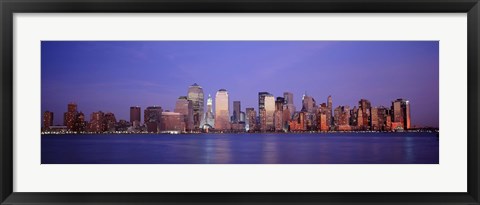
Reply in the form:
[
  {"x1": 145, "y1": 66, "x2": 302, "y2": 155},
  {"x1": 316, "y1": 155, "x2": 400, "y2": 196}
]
[{"x1": 41, "y1": 132, "x2": 439, "y2": 164}]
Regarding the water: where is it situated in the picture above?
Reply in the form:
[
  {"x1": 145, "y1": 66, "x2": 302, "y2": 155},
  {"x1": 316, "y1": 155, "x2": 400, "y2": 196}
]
[{"x1": 41, "y1": 132, "x2": 439, "y2": 164}]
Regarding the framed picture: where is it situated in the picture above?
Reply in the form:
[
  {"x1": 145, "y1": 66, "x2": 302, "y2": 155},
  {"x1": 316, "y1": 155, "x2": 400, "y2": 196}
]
[{"x1": 1, "y1": 0, "x2": 479, "y2": 204}]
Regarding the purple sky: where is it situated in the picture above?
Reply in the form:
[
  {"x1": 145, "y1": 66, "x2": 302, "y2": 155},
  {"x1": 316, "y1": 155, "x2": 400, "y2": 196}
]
[{"x1": 41, "y1": 41, "x2": 439, "y2": 127}]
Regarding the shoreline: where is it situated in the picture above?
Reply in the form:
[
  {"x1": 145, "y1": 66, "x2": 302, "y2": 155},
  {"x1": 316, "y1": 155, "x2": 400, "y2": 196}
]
[{"x1": 41, "y1": 130, "x2": 439, "y2": 135}]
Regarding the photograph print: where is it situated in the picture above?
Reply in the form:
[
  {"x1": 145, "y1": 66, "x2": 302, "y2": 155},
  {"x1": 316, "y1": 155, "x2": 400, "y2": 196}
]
[{"x1": 41, "y1": 41, "x2": 439, "y2": 164}]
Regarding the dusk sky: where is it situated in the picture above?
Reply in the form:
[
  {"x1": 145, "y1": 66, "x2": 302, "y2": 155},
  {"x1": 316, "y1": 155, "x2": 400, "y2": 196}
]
[{"x1": 41, "y1": 41, "x2": 439, "y2": 127}]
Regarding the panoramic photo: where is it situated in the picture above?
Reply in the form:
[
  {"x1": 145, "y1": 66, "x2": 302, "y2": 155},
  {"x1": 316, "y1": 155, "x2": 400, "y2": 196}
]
[{"x1": 41, "y1": 41, "x2": 439, "y2": 164}]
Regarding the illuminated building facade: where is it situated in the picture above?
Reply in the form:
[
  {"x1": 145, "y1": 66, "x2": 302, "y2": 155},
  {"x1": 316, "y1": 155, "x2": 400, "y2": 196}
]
[
  {"x1": 215, "y1": 89, "x2": 230, "y2": 130},
  {"x1": 144, "y1": 106, "x2": 163, "y2": 133},
  {"x1": 174, "y1": 96, "x2": 194, "y2": 131},
  {"x1": 187, "y1": 83, "x2": 204, "y2": 129},
  {"x1": 130, "y1": 106, "x2": 141, "y2": 128}
]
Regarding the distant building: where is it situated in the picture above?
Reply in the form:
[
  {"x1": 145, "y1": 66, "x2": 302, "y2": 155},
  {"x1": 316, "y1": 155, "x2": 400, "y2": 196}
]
[
  {"x1": 215, "y1": 89, "x2": 230, "y2": 130},
  {"x1": 201, "y1": 94, "x2": 215, "y2": 129},
  {"x1": 327, "y1": 95, "x2": 333, "y2": 128},
  {"x1": 358, "y1": 99, "x2": 372, "y2": 129},
  {"x1": 64, "y1": 102, "x2": 78, "y2": 130},
  {"x1": 104, "y1": 112, "x2": 117, "y2": 132},
  {"x1": 283, "y1": 92, "x2": 296, "y2": 116},
  {"x1": 370, "y1": 107, "x2": 379, "y2": 131},
  {"x1": 188, "y1": 83, "x2": 204, "y2": 130},
  {"x1": 144, "y1": 106, "x2": 163, "y2": 133},
  {"x1": 233, "y1": 101, "x2": 241, "y2": 123},
  {"x1": 289, "y1": 106, "x2": 307, "y2": 131},
  {"x1": 258, "y1": 92, "x2": 271, "y2": 111},
  {"x1": 89, "y1": 111, "x2": 105, "y2": 132},
  {"x1": 334, "y1": 106, "x2": 351, "y2": 131},
  {"x1": 264, "y1": 94, "x2": 275, "y2": 131},
  {"x1": 259, "y1": 109, "x2": 267, "y2": 132},
  {"x1": 161, "y1": 111, "x2": 185, "y2": 132},
  {"x1": 73, "y1": 112, "x2": 87, "y2": 132},
  {"x1": 175, "y1": 96, "x2": 194, "y2": 131},
  {"x1": 392, "y1": 98, "x2": 411, "y2": 130},
  {"x1": 246, "y1": 108, "x2": 256, "y2": 132},
  {"x1": 274, "y1": 97, "x2": 284, "y2": 132},
  {"x1": 130, "y1": 106, "x2": 141, "y2": 128},
  {"x1": 43, "y1": 111, "x2": 53, "y2": 131}
]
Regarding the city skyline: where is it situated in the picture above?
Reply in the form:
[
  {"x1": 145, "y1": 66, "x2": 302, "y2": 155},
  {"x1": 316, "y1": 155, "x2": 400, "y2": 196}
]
[{"x1": 41, "y1": 41, "x2": 439, "y2": 127}]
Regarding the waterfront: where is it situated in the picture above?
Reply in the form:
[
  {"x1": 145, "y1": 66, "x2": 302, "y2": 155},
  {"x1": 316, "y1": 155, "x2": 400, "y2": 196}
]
[{"x1": 41, "y1": 132, "x2": 438, "y2": 164}]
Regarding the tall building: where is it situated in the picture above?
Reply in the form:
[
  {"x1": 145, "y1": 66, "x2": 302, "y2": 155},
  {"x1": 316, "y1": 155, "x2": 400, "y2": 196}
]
[
  {"x1": 302, "y1": 93, "x2": 316, "y2": 113},
  {"x1": 130, "y1": 106, "x2": 141, "y2": 127},
  {"x1": 289, "y1": 106, "x2": 307, "y2": 131},
  {"x1": 202, "y1": 94, "x2": 215, "y2": 129},
  {"x1": 377, "y1": 106, "x2": 389, "y2": 131},
  {"x1": 89, "y1": 111, "x2": 105, "y2": 132},
  {"x1": 358, "y1": 99, "x2": 371, "y2": 129},
  {"x1": 104, "y1": 112, "x2": 117, "y2": 132},
  {"x1": 43, "y1": 111, "x2": 53, "y2": 131},
  {"x1": 233, "y1": 101, "x2": 241, "y2": 123},
  {"x1": 258, "y1": 92, "x2": 271, "y2": 111},
  {"x1": 73, "y1": 112, "x2": 86, "y2": 132},
  {"x1": 264, "y1": 94, "x2": 275, "y2": 131},
  {"x1": 215, "y1": 89, "x2": 230, "y2": 130},
  {"x1": 161, "y1": 111, "x2": 185, "y2": 132},
  {"x1": 246, "y1": 108, "x2": 256, "y2": 132},
  {"x1": 259, "y1": 109, "x2": 267, "y2": 132},
  {"x1": 144, "y1": 106, "x2": 163, "y2": 133},
  {"x1": 283, "y1": 92, "x2": 296, "y2": 115},
  {"x1": 63, "y1": 102, "x2": 78, "y2": 130},
  {"x1": 317, "y1": 103, "x2": 329, "y2": 131},
  {"x1": 370, "y1": 107, "x2": 379, "y2": 131},
  {"x1": 391, "y1": 98, "x2": 411, "y2": 130},
  {"x1": 333, "y1": 106, "x2": 351, "y2": 131},
  {"x1": 175, "y1": 96, "x2": 194, "y2": 131},
  {"x1": 327, "y1": 95, "x2": 333, "y2": 128},
  {"x1": 187, "y1": 83, "x2": 204, "y2": 129},
  {"x1": 274, "y1": 97, "x2": 284, "y2": 132}
]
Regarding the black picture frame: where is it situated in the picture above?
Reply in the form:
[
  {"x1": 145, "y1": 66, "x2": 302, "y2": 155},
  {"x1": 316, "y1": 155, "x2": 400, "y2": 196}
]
[{"x1": 1, "y1": 0, "x2": 479, "y2": 204}]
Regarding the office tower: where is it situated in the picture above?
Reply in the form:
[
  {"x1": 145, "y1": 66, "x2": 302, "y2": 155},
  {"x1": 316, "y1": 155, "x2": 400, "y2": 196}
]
[
  {"x1": 273, "y1": 97, "x2": 284, "y2": 132},
  {"x1": 317, "y1": 113, "x2": 328, "y2": 132},
  {"x1": 357, "y1": 108, "x2": 364, "y2": 129},
  {"x1": 175, "y1": 96, "x2": 194, "y2": 131},
  {"x1": 370, "y1": 107, "x2": 379, "y2": 131},
  {"x1": 130, "y1": 106, "x2": 141, "y2": 128},
  {"x1": 43, "y1": 111, "x2": 53, "y2": 131},
  {"x1": 259, "y1": 109, "x2": 267, "y2": 132},
  {"x1": 215, "y1": 89, "x2": 230, "y2": 130},
  {"x1": 391, "y1": 98, "x2": 411, "y2": 130},
  {"x1": 188, "y1": 83, "x2": 204, "y2": 129},
  {"x1": 350, "y1": 106, "x2": 358, "y2": 128},
  {"x1": 161, "y1": 111, "x2": 186, "y2": 132},
  {"x1": 63, "y1": 102, "x2": 78, "y2": 130},
  {"x1": 327, "y1": 95, "x2": 333, "y2": 128},
  {"x1": 104, "y1": 112, "x2": 116, "y2": 132},
  {"x1": 258, "y1": 92, "x2": 271, "y2": 111},
  {"x1": 202, "y1": 94, "x2": 215, "y2": 128},
  {"x1": 89, "y1": 111, "x2": 105, "y2": 132},
  {"x1": 144, "y1": 106, "x2": 163, "y2": 133},
  {"x1": 358, "y1": 99, "x2": 372, "y2": 129},
  {"x1": 302, "y1": 93, "x2": 316, "y2": 113},
  {"x1": 282, "y1": 106, "x2": 291, "y2": 131},
  {"x1": 246, "y1": 108, "x2": 256, "y2": 132},
  {"x1": 73, "y1": 112, "x2": 86, "y2": 132},
  {"x1": 240, "y1": 112, "x2": 245, "y2": 123},
  {"x1": 233, "y1": 101, "x2": 241, "y2": 123},
  {"x1": 264, "y1": 94, "x2": 275, "y2": 131},
  {"x1": 334, "y1": 106, "x2": 351, "y2": 131},
  {"x1": 377, "y1": 106, "x2": 389, "y2": 131},
  {"x1": 283, "y1": 92, "x2": 296, "y2": 115}
]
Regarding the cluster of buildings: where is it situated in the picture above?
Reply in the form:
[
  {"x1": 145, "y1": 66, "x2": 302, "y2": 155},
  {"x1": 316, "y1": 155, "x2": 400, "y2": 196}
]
[{"x1": 42, "y1": 83, "x2": 412, "y2": 134}]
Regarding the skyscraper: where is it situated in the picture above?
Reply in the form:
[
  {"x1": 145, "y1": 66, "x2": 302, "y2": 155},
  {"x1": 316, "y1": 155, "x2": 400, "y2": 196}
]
[
  {"x1": 89, "y1": 111, "x2": 105, "y2": 132},
  {"x1": 215, "y1": 89, "x2": 230, "y2": 130},
  {"x1": 202, "y1": 94, "x2": 215, "y2": 129},
  {"x1": 246, "y1": 108, "x2": 256, "y2": 132},
  {"x1": 43, "y1": 111, "x2": 53, "y2": 131},
  {"x1": 233, "y1": 101, "x2": 241, "y2": 123},
  {"x1": 358, "y1": 99, "x2": 371, "y2": 129},
  {"x1": 104, "y1": 112, "x2": 117, "y2": 132},
  {"x1": 274, "y1": 97, "x2": 284, "y2": 132},
  {"x1": 264, "y1": 94, "x2": 275, "y2": 131},
  {"x1": 63, "y1": 102, "x2": 78, "y2": 130},
  {"x1": 174, "y1": 96, "x2": 194, "y2": 131},
  {"x1": 130, "y1": 106, "x2": 141, "y2": 127},
  {"x1": 144, "y1": 106, "x2": 163, "y2": 133},
  {"x1": 327, "y1": 95, "x2": 333, "y2": 128},
  {"x1": 187, "y1": 83, "x2": 204, "y2": 129},
  {"x1": 258, "y1": 92, "x2": 271, "y2": 111},
  {"x1": 283, "y1": 92, "x2": 296, "y2": 115},
  {"x1": 392, "y1": 98, "x2": 411, "y2": 130}
]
